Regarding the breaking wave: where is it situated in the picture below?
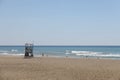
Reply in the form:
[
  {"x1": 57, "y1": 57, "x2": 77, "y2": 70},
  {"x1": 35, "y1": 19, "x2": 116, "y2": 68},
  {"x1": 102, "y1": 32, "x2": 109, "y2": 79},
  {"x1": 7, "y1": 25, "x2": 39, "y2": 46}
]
[
  {"x1": 0, "y1": 50, "x2": 24, "y2": 56},
  {"x1": 11, "y1": 49, "x2": 18, "y2": 52},
  {"x1": 65, "y1": 50, "x2": 120, "y2": 58}
]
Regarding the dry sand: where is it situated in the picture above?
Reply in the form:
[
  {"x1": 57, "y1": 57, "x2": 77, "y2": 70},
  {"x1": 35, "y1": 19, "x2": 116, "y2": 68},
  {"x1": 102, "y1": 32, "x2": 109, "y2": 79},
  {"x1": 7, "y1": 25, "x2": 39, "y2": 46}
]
[{"x1": 0, "y1": 56, "x2": 120, "y2": 80}]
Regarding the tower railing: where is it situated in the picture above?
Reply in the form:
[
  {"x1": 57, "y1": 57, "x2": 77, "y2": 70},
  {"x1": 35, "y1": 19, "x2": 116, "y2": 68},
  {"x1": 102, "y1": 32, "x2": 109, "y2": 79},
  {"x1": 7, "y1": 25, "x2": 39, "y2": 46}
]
[{"x1": 24, "y1": 43, "x2": 34, "y2": 58}]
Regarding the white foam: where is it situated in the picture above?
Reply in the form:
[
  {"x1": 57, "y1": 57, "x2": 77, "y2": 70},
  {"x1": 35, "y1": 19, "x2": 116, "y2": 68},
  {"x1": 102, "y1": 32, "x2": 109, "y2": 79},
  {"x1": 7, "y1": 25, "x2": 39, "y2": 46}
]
[
  {"x1": 0, "y1": 52, "x2": 24, "y2": 56},
  {"x1": 9, "y1": 54, "x2": 24, "y2": 56},
  {"x1": 72, "y1": 51, "x2": 97, "y2": 54},
  {"x1": 0, "y1": 53, "x2": 9, "y2": 55},
  {"x1": 11, "y1": 49, "x2": 18, "y2": 52},
  {"x1": 66, "y1": 50, "x2": 120, "y2": 58},
  {"x1": 71, "y1": 51, "x2": 98, "y2": 56},
  {"x1": 0, "y1": 50, "x2": 9, "y2": 53},
  {"x1": 95, "y1": 54, "x2": 120, "y2": 57}
]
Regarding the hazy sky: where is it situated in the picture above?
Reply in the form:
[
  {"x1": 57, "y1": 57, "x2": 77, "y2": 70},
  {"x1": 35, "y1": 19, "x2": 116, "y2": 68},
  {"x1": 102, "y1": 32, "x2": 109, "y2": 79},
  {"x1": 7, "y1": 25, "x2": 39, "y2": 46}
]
[{"x1": 0, "y1": 0, "x2": 120, "y2": 45}]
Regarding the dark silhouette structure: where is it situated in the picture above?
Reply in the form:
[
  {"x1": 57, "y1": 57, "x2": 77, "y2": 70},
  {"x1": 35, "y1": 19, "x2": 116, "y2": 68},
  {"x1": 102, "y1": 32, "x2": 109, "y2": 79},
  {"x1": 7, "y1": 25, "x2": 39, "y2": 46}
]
[{"x1": 24, "y1": 43, "x2": 33, "y2": 57}]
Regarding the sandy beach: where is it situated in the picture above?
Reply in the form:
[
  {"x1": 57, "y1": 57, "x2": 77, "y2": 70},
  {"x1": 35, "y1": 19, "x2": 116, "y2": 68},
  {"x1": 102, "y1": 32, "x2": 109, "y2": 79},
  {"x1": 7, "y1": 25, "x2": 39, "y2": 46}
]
[{"x1": 0, "y1": 56, "x2": 120, "y2": 80}]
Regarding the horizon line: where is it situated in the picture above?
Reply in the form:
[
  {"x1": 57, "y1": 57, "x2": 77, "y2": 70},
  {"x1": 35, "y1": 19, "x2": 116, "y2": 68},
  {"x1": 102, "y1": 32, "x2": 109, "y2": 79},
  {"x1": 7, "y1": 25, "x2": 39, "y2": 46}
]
[{"x1": 0, "y1": 44, "x2": 120, "y2": 46}]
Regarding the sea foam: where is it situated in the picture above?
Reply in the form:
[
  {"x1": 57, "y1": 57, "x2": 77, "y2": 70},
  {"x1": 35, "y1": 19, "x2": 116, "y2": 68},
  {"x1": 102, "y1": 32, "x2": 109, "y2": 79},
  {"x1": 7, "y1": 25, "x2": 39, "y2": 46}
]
[{"x1": 66, "y1": 50, "x2": 120, "y2": 58}]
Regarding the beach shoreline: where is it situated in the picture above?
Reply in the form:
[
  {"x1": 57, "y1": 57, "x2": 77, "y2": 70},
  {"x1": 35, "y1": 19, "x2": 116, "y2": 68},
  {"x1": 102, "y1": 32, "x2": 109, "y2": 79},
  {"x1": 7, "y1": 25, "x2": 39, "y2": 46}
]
[{"x1": 0, "y1": 55, "x2": 120, "y2": 80}]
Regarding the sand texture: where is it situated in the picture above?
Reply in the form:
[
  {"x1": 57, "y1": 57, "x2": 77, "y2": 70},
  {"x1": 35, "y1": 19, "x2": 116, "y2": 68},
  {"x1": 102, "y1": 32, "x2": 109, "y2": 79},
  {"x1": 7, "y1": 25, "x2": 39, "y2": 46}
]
[{"x1": 0, "y1": 56, "x2": 120, "y2": 80}]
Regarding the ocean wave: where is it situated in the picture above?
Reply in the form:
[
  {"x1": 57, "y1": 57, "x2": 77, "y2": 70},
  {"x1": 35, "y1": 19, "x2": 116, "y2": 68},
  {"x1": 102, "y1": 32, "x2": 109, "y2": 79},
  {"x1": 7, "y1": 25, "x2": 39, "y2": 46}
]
[
  {"x1": 0, "y1": 52, "x2": 9, "y2": 55},
  {"x1": 8, "y1": 53, "x2": 24, "y2": 56},
  {"x1": 65, "y1": 50, "x2": 120, "y2": 58},
  {"x1": 0, "y1": 50, "x2": 9, "y2": 53},
  {"x1": 0, "y1": 52, "x2": 24, "y2": 56},
  {"x1": 72, "y1": 51, "x2": 98, "y2": 54},
  {"x1": 95, "y1": 54, "x2": 120, "y2": 57},
  {"x1": 66, "y1": 50, "x2": 99, "y2": 55},
  {"x1": 11, "y1": 49, "x2": 18, "y2": 52}
]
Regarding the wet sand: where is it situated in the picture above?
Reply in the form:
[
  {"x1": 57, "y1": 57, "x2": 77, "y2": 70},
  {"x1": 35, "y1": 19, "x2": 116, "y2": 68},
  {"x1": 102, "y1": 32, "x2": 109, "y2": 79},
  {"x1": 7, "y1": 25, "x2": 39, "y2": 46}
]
[{"x1": 0, "y1": 56, "x2": 120, "y2": 80}]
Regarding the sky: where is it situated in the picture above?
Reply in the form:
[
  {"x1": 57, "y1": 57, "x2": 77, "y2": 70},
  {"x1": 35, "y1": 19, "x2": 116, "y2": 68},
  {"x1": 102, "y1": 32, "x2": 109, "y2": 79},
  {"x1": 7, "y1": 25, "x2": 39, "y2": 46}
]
[{"x1": 0, "y1": 0, "x2": 120, "y2": 45}]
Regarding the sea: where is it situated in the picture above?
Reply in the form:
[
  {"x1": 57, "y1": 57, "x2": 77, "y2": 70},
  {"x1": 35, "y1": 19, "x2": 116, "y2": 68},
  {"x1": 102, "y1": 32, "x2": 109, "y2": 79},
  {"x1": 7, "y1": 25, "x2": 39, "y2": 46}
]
[{"x1": 0, "y1": 46, "x2": 120, "y2": 59}]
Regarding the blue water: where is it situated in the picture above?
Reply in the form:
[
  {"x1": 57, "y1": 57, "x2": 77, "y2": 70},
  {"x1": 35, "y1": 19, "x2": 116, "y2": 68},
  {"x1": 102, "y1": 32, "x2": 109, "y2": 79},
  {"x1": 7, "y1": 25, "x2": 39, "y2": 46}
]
[{"x1": 0, "y1": 46, "x2": 120, "y2": 59}]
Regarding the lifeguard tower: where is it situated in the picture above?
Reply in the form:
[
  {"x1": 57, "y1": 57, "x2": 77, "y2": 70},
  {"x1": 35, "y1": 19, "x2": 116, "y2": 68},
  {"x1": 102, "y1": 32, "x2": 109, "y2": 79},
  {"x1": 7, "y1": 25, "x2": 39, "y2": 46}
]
[{"x1": 24, "y1": 43, "x2": 34, "y2": 57}]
